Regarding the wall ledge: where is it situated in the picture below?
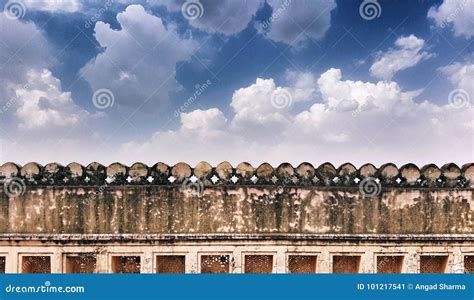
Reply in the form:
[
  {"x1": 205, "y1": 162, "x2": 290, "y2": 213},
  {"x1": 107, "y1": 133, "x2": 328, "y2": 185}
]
[{"x1": 0, "y1": 233, "x2": 472, "y2": 243}]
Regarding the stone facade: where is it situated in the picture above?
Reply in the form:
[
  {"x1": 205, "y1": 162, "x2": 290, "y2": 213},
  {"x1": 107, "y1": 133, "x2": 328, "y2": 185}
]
[{"x1": 0, "y1": 161, "x2": 473, "y2": 273}]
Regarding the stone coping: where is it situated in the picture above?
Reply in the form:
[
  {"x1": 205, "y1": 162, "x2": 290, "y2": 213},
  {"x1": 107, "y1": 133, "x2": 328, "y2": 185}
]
[
  {"x1": 0, "y1": 162, "x2": 473, "y2": 188},
  {"x1": 0, "y1": 233, "x2": 473, "y2": 242}
]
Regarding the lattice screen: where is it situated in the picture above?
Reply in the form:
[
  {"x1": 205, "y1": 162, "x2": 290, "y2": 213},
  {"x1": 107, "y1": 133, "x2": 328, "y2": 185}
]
[
  {"x1": 332, "y1": 256, "x2": 360, "y2": 273},
  {"x1": 66, "y1": 255, "x2": 97, "y2": 273},
  {"x1": 156, "y1": 255, "x2": 186, "y2": 273},
  {"x1": 464, "y1": 256, "x2": 473, "y2": 274},
  {"x1": 0, "y1": 256, "x2": 5, "y2": 273},
  {"x1": 201, "y1": 255, "x2": 230, "y2": 273},
  {"x1": 288, "y1": 255, "x2": 317, "y2": 273},
  {"x1": 377, "y1": 256, "x2": 403, "y2": 273},
  {"x1": 244, "y1": 255, "x2": 273, "y2": 273},
  {"x1": 22, "y1": 256, "x2": 51, "y2": 273},
  {"x1": 420, "y1": 256, "x2": 448, "y2": 273},
  {"x1": 111, "y1": 256, "x2": 141, "y2": 273}
]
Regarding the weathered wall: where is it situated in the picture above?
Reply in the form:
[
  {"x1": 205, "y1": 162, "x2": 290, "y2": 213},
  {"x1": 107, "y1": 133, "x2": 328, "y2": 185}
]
[
  {"x1": 0, "y1": 186, "x2": 472, "y2": 234},
  {"x1": 0, "y1": 161, "x2": 472, "y2": 235}
]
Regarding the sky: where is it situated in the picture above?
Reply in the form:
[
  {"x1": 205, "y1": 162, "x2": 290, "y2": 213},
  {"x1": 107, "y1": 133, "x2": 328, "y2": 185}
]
[{"x1": 0, "y1": 0, "x2": 472, "y2": 167}]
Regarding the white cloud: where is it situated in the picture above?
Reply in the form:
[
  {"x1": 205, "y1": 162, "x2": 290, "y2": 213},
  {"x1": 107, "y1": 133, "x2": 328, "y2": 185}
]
[
  {"x1": 285, "y1": 70, "x2": 317, "y2": 102},
  {"x1": 24, "y1": 0, "x2": 81, "y2": 12},
  {"x1": 370, "y1": 35, "x2": 433, "y2": 80},
  {"x1": 230, "y1": 78, "x2": 293, "y2": 139},
  {"x1": 158, "y1": 0, "x2": 262, "y2": 36},
  {"x1": 293, "y1": 68, "x2": 427, "y2": 144},
  {"x1": 117, "y1": 69, "x2": 473, "y2": 166},
  {"x1": 439, "y1": 61, "x2": 474, "y2": 98},
  {"x1": 119, "y1": 107, "x2": 232, "y2": 164},
  {"x1": 0, "y1": 13, "x2": 50, "y2": 97},
  {"x1": 428, "y1": 0, "x2": 474, "y2": 39},
  {"x1": 80, "y1": 4, "x2": 196, "y2": 108},
  {"x1": 181, "y1": 108, "x2": 227, "y2": 134},
  {"x1": 317, "y1": 68, "x2": 420, "y2": 111},
  {"x1": 262, "y1": 0, "x2": 336, "y2": 46},
  {"x1": 293, "y1": 68, "x2": 472, "y2": 163},
  {"x1": 229, "y1": 71, "x2": 316, "y2": 129},
  {"x1": 0, "y1": 14, "x2": 97, "y2": 164},
  {"x1": 0, "y1": 14, "x2": 88, "y2": 131},
  {"x1": 15, "y1": 69, "x2": 87, "y2": 130}
]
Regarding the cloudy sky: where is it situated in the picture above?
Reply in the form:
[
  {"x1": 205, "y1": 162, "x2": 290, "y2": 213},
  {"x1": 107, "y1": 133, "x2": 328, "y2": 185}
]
[{"x1": 0, "y1": 0, "x2": 472, "y2": 167}]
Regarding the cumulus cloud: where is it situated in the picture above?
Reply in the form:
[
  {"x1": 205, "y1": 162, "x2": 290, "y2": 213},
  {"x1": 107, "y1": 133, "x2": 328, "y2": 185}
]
[
  {"x1": 118, "y1": 69, "x2": 473, "y2": 166},
  {"x1": 181, "y1": 108, "x2": 227, "y2": 135},
  {"x1": 317, "y1": 68, "x2": 420, "y2": 111},
  {"x1": 156, "y1": 0, "x2": 262, "y2": 35},
  {"x1": 228, "y1": 71, "x2": 316, "y2": 138},
  {"x1": 262, "y1": 0, "x2": 336, "y2": 46},
  {"x1": 285, "y1": 70, "x2": 317, "y2": 102},
  {"x1": 0, "y1": 13, "x2": 50, "y2": 99},
  {"x1": 24, "y1": 0, "x2": 82, "y2": 12},
  {"x1": 80, "y1": 4, "x2": 196, "y2": 108},
  {"x1": 370, "y1": 35, "x2": 433, "y2": 80},
  {"x1": 428, "y1": 0, "x2": 474, "y2": 39},
  {"x1": 156, "y1": 0, "x2": 336, "y2": 46},
  {"x1": 439, "y1": 61, "x2": 474, "y2": 98},
  {"x1": 15, "y1": 69, "x2": 87, "y2": 130},
  {"x1": 295, "y1": 69, "x2": 435, "y2": 140},
  {"x1": 0, "y1": 13, "x2": 97, "y2": 164},
  {"x1": 0, "y1": 13, "x2": 88, "y2": 131}
]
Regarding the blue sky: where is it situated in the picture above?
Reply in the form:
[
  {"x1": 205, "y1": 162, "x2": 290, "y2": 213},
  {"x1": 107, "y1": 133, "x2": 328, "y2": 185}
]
[{"x1": 0, "y1": 0, "x2": 472, "y2": 166}]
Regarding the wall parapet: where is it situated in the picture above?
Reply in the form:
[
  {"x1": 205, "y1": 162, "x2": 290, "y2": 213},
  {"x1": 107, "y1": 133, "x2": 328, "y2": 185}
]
[
  {"x1": 0, "y1": 162, "x2": 472, "y2": 235},
  {"x1": 1, "y1": 161, "x2": 473, "y2": 188}
]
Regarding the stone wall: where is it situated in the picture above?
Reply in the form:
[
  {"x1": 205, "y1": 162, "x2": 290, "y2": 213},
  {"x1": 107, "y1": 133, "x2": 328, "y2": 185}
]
[{"x1": 0, "y1": 162, "x2": 472, "y2": 235}]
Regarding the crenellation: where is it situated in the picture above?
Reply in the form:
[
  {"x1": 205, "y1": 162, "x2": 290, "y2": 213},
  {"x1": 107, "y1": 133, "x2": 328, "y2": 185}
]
[
  {"x1": 67, "y1": 162, "x2": 85, "y2": 178},
  {"x1": 171, "y1": 162, "x2": 192, "y2": 181},
  {"x1": 0, "y1": 162, "x2": 471, "y2": 188},
  {"x1": 255, "y1": 163, "x2": 275, "y2": 184},
  {"x1": 442, "y1": 163, "x2": 463, "y2": 188},
  {"x1": 378, "y1": 163, "x2": 399, "y2": 185},
  {"x1": 463, "y1": 163, "x2": 474, "y2": 188},
  {"x1": 337, "y1": 163, "x2": 357, "y2": 186},
  {"x1": 0, "y1": 162, "x2": 20, "y2": 179},
  {"x1": 194, "y1": 161, "x2": 212, "y2": 180},
  {"x1": 421, "y1": 164, "x2": 441, "y2": 187},
  {"x1": 316, "y1": 163, "x2": 338, "y2": 186},
  {"x1": 400, "y1": 163, "x2": 421, "y2": 185},
  {"x1": 20, "y1": 162, "x2": 42, "y2": 180},
  {"x1": 358, "y1": 163, "x2": 377, "y2": 178},
  {"x1": 235, "y1": 162, "x2": 254, "y2": 181}
]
